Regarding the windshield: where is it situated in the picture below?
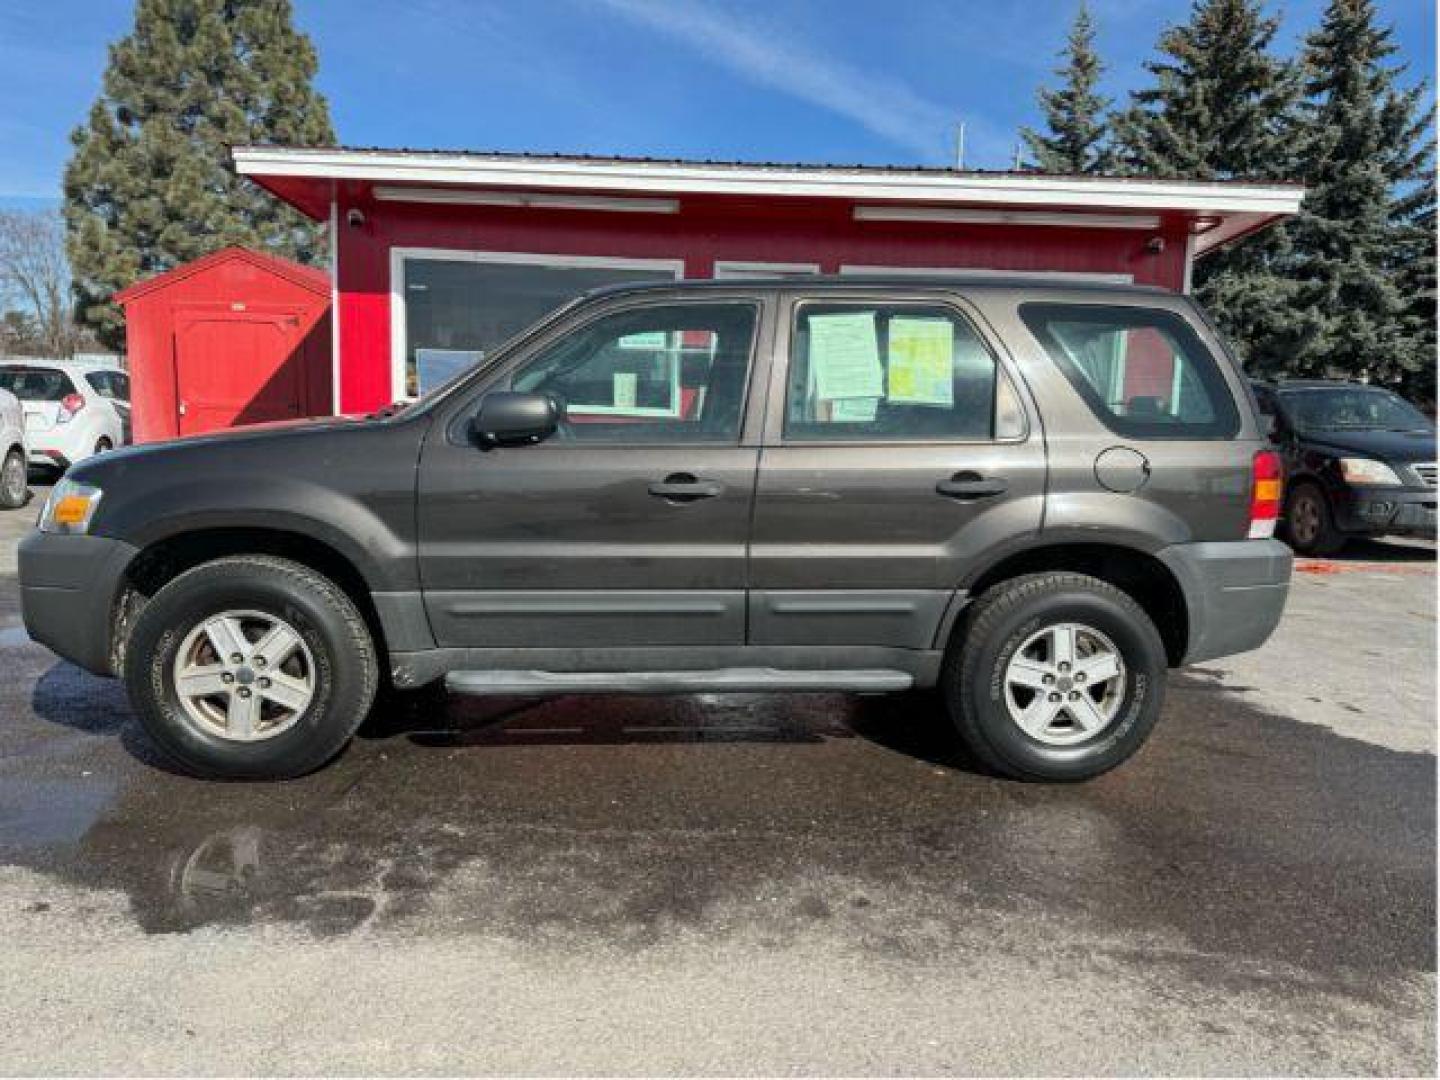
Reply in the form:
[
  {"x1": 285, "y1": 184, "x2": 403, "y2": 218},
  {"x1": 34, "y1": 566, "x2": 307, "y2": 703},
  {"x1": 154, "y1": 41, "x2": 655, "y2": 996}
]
[
  {"x1": 1278, "y1": 387, "x2": 1433, "y2": 433},
  {"x1": 0, "y1": 367, "x2": 70, "y2": 402}
]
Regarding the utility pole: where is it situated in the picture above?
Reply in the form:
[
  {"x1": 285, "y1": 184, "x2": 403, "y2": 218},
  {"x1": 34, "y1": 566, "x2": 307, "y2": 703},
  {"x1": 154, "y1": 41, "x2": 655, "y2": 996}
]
[{"x1": 954, "y1": 122, "x2": 966, "y2": 170}]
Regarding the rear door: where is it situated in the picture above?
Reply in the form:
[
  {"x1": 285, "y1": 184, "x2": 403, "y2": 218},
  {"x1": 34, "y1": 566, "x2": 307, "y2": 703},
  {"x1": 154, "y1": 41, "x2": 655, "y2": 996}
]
[
  {"x1": 748, "y1": 289, "x2": 1046, "y2": 649},
  {"x1": 417, "y1": 292, "x2": 773, "y2": 649}
]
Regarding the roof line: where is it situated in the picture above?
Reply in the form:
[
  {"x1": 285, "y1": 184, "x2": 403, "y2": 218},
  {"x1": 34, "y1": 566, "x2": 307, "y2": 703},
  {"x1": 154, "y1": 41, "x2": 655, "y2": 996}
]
[{"x1": 233, "y1": 146, "x2": 1305, "y2": 217}]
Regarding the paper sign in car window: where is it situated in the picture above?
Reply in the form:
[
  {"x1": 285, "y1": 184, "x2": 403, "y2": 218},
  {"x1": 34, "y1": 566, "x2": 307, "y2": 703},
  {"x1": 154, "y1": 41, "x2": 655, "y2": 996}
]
[
  {"x1": 831, "y1": 398, "x2": 878, "y2": 422},
  {"x1": 888, "y1": 317, "x2": 954, "y2": 406},
  {"x1": 613, "y1": 372, "x2": 639, "y2": 408},
  {"x1": 809, "y1": 311, "x2": 883, "y2": 402}
]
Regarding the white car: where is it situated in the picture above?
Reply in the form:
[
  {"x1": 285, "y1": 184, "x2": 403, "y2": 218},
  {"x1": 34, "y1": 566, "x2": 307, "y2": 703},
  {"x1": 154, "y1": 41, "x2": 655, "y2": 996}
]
[
  {"x1": 0, "y1": 386, "x2": 27, "y2": 508},
  {"x1": 0, "y1": 360, "x2": 129, "y2": 473}
]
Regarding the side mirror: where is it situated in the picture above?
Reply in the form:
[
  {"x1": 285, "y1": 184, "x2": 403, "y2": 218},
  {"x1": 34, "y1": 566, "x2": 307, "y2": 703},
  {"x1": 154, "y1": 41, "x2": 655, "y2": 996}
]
[{"x1": 469, "y1": 391, "x2": 561, "y2": 448}]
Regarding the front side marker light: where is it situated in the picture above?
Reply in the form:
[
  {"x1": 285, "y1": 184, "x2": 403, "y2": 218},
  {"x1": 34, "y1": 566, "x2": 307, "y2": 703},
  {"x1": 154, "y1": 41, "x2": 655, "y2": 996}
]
[{"x1": 39, "y1": 480, "x2": 103, "y2": 535}]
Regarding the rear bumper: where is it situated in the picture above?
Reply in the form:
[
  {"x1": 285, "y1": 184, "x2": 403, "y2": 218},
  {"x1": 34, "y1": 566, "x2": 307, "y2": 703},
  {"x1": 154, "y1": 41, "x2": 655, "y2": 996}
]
[
  {"x1": 18, "y1": 531, "x2": 137, "y2": 675},
  {"x1": 1158, "y1": 538, "x2": 1293, "y2": 666}
]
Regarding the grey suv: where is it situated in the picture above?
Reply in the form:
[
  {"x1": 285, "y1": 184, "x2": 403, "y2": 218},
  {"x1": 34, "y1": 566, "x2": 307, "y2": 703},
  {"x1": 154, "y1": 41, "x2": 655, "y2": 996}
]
[{"x1": 19, "y1": 277, "x2": 1292, "y2": 782}]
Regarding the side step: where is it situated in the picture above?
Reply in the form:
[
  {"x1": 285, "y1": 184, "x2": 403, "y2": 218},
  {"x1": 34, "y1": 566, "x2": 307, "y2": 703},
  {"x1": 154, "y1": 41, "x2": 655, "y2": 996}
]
[{"x1": 444, "y1": 667, "x2": 914, "y2": 696}]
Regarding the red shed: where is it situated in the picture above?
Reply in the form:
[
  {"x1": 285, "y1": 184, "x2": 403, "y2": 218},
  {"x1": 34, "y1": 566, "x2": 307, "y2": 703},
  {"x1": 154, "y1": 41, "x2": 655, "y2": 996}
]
[
  {"x1": 230, "y1": 147, "x2": 1304, "y2": 417},
  {"x1": 116, "y1": 246, "x2": 332, "y2": 443}
]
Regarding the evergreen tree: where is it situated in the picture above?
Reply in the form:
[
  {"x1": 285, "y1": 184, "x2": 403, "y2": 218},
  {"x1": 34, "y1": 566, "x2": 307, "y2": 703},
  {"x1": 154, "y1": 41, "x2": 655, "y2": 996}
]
[
  {"x1": 1114, "y1": 0, "x2": 1303, "y2": 375},
  {"x1": 64, "y1": 0, "x2": 334, "y2": 350},
  {"x1": 1287, "y1": 0, "x2": 1435, "y2": 397},
  {"x1": 1021, "y1": 3, "x2": 1115, "y2": 174}
]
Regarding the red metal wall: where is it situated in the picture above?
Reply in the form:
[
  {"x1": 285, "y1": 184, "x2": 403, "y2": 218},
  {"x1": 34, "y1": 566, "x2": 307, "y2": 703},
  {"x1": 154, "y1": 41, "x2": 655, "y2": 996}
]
[
  {"x1": 121, "y1": 252, "x2": 332, "y2": 442},
  {"x1": 334, "y1": 190, "x2": 1192, "y2": 413}
]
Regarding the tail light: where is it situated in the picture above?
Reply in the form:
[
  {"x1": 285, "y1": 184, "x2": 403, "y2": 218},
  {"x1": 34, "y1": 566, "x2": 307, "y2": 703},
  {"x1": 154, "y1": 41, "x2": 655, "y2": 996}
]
[
  {"x1": 56, "y1": 393, "x2": 84, "y2": 424},
  {"x1": 1249, "y1": 450, "x2": 1283, "y2": 538}
]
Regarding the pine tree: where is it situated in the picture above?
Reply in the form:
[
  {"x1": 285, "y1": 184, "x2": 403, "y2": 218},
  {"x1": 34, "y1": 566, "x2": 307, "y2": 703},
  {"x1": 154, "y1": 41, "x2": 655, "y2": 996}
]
[
  {"x1": 1114, "y1": 0, "x2": 1303, "y2": 375},
  {"x1": 63, "y1": 0, "x2": 335, "y2": 350},
  {"x1": 1287, "y1": 0, "x2": 1435, "y2": 397},
  {"x1": 1021, "y1": 3, "x2": 1115, "y2": 174}
]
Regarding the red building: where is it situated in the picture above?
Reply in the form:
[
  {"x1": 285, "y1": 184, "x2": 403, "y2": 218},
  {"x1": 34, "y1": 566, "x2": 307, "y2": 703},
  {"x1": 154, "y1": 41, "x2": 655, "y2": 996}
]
[{"x1": 233, "y1": 146, "x2": 1302, "y2": 416}]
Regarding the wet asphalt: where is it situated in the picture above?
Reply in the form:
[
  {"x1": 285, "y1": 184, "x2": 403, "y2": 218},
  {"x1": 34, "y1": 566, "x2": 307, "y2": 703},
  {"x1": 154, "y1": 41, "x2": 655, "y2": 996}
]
[{"x1": 0, "y1": 498, "x2": 1433, "y2": 1074}]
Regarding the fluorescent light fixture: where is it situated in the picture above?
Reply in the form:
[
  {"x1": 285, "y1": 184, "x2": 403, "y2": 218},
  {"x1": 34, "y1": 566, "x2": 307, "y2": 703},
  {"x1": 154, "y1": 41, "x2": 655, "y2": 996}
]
[
  {"x1": 853, "y1": 206, "x2": 1162, "y2": 229},
  {"x1": 372, "y1": 185, "x2": 679, "y2": 214}
]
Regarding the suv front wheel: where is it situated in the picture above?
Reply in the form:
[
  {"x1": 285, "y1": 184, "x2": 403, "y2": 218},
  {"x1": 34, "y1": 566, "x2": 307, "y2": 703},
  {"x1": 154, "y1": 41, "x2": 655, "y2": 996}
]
[
  {"x1": 944, "y1": 572, "x2": 1167, "y2": 781},
  {"x1": 123, "y1": 555, "x2": 379, "y2": 780}
]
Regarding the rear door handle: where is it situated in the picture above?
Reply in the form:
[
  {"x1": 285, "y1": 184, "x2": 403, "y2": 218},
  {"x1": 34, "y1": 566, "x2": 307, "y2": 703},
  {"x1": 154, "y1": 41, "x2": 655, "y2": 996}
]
[
  {"x1": 649, "y1": 473, "x2": 724, "y2": 501},
  {"x1": 936, "y1": 473, "x2": 1009, "y2": 500}
]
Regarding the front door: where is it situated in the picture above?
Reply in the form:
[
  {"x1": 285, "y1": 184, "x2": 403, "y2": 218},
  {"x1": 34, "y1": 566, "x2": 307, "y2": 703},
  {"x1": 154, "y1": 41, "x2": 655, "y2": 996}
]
[
  {"x1": 418, "y1": 295, "x2": 770, "y2": 649},
  {"x1": 174, "y1": 310, "x2": 305, "y2": 435},
  {"x1": 748, "y1": 291, "x2": 1047, "y2": 650}
]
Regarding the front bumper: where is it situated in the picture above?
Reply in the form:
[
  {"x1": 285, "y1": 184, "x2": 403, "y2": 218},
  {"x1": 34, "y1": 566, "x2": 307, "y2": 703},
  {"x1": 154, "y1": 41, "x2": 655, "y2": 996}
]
[
  {"x1": 18, "y1": 530, "x2": 137, "y2": 675},
  {"x1": 1158, "y1": 538, "x2": 1293, "y2": 666},
  {"x1": 1332, "y1": 485, "x2": 1436, "y2": 538}
]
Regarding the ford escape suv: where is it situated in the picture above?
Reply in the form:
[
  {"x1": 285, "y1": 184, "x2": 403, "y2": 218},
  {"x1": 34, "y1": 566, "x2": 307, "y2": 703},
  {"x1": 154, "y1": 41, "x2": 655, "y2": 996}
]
[{"x1": 19, "y1": 277, "x2": 1292, "y2": 782}]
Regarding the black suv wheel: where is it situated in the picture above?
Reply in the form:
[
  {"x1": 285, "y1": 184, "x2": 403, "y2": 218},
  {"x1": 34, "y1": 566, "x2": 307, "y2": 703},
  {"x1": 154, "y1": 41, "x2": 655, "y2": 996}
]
[
  {"x1": 1282, "y1": 481, "x2": 1344, "y2": 556},
  {"x1": 123, "y1": 555, "x2": 378, "y2": 780},
  {"x1": 943, "y1": 572, "x2": 1167, "y2": 781}
]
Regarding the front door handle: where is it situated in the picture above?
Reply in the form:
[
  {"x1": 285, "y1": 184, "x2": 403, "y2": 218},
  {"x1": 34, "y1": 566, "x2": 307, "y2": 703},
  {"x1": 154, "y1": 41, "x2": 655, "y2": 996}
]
[
  {"x1": 649, "y1": 473, "x2": 724, "y2": 501},
  {"x1": 936, "y1": 472, "x2": 1009, "y2": 500}
]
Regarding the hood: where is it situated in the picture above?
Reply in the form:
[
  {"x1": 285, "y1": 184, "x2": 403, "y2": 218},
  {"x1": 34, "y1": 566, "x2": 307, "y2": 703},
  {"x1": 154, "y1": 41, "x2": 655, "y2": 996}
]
[
  {"x1": 1301, "y1": 426, "x2": 1436, "y2": 464},
  {"x1": 66, "y1": 412, "x2": 394, "y2": 484}
]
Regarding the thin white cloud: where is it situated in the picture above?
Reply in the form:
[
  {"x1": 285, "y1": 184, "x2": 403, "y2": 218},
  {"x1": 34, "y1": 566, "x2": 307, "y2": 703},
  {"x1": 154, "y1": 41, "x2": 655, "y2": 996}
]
[{"x1": 596, "y1": 0, "x2": 953, "y2": 161}]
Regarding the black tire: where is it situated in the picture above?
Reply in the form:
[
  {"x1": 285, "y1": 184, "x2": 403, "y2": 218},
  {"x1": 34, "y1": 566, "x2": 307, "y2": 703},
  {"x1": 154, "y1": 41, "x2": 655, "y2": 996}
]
[
  {"x1": 123, "y1": 555, "x2": 378, "y2": 780},
  {"x1": 1282, "y1": 481, "x2": 1345, "y2": 556},
  {"x1": 943, "y1": 572, "x2": 1167, "y2": 782},
  {"x1": 0, "y1": 447, "x2": 27, "y2": 509}
]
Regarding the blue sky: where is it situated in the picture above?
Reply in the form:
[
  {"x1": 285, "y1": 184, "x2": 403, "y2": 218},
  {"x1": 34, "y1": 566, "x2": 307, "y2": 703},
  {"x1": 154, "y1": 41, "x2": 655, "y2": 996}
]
[{"x1": 0, "y1": 0, "x2": 1434, "y2": 205}]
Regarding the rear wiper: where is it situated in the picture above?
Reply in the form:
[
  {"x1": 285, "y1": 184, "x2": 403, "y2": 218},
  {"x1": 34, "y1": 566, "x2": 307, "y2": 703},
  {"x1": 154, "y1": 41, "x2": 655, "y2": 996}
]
[{"x1": 370, "y1": 400, "x2": 412, "y2": 419}]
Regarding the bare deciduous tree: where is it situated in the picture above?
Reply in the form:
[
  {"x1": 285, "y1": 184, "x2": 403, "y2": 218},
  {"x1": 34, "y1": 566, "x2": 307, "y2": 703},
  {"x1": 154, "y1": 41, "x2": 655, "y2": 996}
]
[{"x1": 0, "y1": 209, "x2": 91, "y2": 359}]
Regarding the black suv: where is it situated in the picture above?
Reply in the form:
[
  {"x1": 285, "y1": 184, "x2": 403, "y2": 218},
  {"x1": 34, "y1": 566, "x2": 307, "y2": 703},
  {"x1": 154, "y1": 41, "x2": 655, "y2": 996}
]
[
  {"x1": 21, "y1": 277, "x2": 1292, "y2": 782},
  {"x1": 1252, "y1": 380, "x2": 1436, "y2": 555}
]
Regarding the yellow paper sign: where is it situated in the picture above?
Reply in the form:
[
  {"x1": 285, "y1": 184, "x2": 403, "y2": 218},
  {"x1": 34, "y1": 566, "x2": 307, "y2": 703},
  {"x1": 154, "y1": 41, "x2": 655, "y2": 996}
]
[{"x1": 888, "y1": 317, "x2": 954, "y2": 406}]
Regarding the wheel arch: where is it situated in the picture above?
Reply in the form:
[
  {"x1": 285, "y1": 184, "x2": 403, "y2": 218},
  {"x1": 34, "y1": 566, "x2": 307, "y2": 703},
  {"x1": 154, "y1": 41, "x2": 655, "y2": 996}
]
[
  {"x1": 958, "y1": 540, "x2": 1190, "y2": 666},
  {"x1": 113, "y1": 525, "x2": 395, "y2": 677}
]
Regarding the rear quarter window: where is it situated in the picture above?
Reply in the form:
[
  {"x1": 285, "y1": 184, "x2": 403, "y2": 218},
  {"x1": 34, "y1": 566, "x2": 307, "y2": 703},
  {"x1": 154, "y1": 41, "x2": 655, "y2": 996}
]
[{"x1": 1020, "y1": 303, "x2": 1240, "y2": 440}]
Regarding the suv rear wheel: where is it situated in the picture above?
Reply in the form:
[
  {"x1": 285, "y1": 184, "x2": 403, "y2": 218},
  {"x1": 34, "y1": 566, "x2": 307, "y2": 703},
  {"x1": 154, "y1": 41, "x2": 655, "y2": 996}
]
[
  {"x1": 123, "y1": 555, "x2": 378, "y2": 779},
  {"x1": 943, "y1": 572, "x2": 1166, "y2": 781}
]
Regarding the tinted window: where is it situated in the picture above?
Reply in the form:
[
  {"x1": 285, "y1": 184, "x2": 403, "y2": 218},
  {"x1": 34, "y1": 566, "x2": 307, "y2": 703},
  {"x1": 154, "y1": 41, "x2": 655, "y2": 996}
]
[
  {"x1": 0, "y1": 367, "x2": 71, "y2": 402},
  {"x1": 785, "y1": 303, "x2": 1013, "y2": 441},
  {"x1": 1277, "y1": 387, "x2": 1432, "y2": 434},
  {"x1": 510, "y1": 302, "x2": 758, "y2": 443},
  {"x1": 1021, "y1": 304, "x2": 1240, "y2": 439},
  {"x1": 85, "y1": 371, "x2": 129, "y2": 400}
]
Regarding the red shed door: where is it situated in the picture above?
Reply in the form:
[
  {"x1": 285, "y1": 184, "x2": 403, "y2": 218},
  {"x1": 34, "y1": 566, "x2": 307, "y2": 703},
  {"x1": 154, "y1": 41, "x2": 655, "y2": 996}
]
[{"x1": 174, "y1": 310, "x2": 306, "y2": 435}]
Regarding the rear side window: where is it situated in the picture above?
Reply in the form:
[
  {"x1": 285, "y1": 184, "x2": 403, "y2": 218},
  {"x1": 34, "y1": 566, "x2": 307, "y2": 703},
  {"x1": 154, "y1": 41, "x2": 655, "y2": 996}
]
[
  {"x1": 85, "y1": 371, "x2": 130, "y2": 400},
  {"x1": 785, "y1": 302, "x2": 1022, "y2": 441},
  {"x1": 1020, "y1": 304, "x2": 1240, "y2": 439},
  {"x1": 0, "y1": 367, "x2": 71, "y2": 402}
]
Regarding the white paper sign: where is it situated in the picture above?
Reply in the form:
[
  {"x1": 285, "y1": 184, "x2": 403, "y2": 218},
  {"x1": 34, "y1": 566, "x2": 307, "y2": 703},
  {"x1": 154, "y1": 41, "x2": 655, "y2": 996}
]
[
  {"x1": 613, "y1": 371, "x2": 638, "y2": 408},
  {"x1": 888, "y1": 317, "x2": 954, "y2": 406},
  {"x1": 831, "y1": 398, "x2": 879, "y2": 421},
  {"x1": 809, "y1": 311, "x2": 883, "y2": 402}
]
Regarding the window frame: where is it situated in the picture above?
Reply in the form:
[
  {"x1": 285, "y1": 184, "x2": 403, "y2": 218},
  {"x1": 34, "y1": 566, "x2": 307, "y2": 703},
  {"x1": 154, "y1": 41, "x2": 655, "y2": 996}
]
[
  {"x1": 443, "y1": 292, "x2": 769, "y2": 448},
  {"x1": 771, "y1": 293, "x2": 1027, "y2": 447},
  {"x1": 1019, "y1": 301, "x2": 1242, "y2": 441}
]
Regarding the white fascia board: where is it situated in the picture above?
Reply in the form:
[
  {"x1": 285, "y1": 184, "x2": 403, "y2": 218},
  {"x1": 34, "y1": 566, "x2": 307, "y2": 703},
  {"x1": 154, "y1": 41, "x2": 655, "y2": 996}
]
[{"x1": 234, "y1": 147, "x2": 1305, "y2": 217}]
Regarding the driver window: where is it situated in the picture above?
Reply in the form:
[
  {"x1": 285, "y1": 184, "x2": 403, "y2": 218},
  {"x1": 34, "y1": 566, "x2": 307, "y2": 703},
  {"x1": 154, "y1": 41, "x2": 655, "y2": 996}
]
[{"x1": 511, "y1": 302, "x2": 759, "y2": 443}]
